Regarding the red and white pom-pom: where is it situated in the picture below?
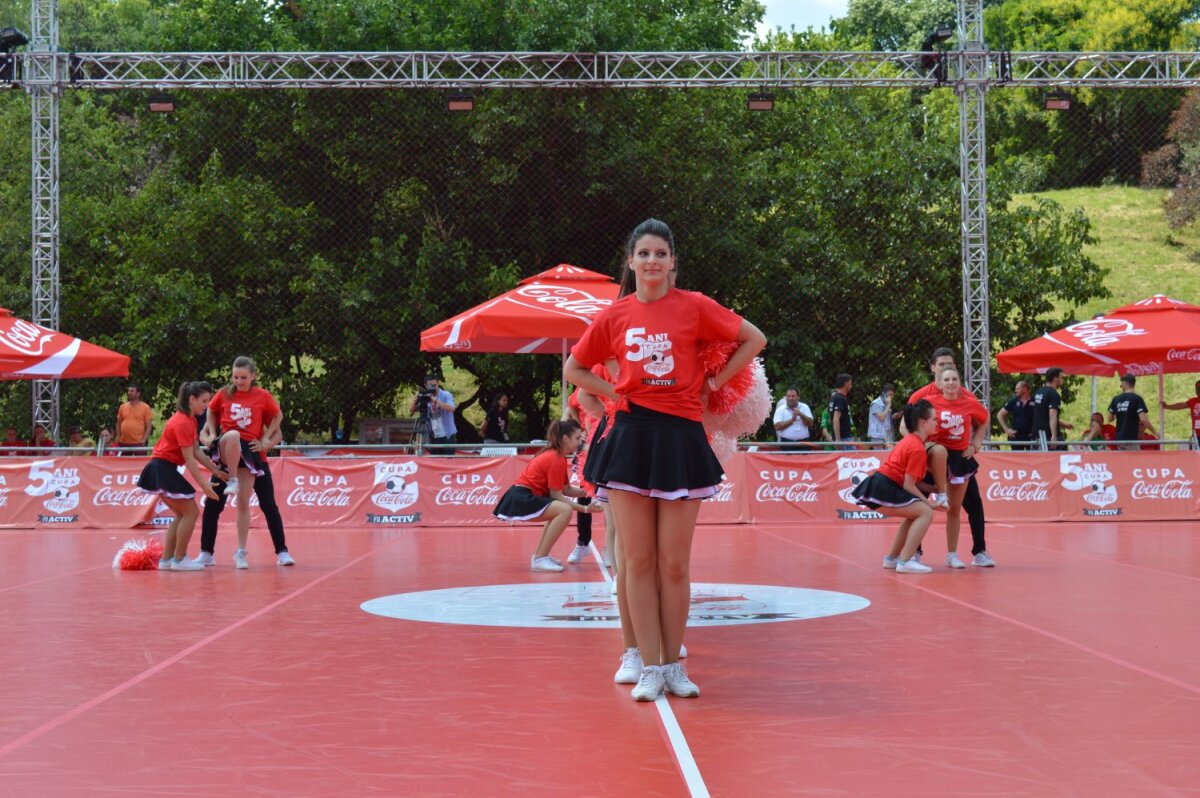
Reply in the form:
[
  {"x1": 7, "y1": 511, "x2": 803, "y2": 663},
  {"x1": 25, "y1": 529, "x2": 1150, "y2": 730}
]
[
  {"x1": 112, "y1": 537, "x2": 165, "y2": 570},
  {"x1": 703, "y1": 355, "x2": 772, "y2": 464},
  {"x1": 700, "y1": 341, "x2": 757, "y2": 416}
]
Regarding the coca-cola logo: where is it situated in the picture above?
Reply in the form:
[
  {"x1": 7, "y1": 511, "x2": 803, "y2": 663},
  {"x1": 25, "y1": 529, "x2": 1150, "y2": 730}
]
[
  {"x1": 288, "y1": 487, "x2": 353, "y2": 507},
  {"x1": 513, "y1": 284, "x2": 613, "y2": 317},
  {"x1": 1167, "y1": 348, "x2": 1200, "y2": 362},
  {"x1": 755, "y1": 482, "x2": 819, "y2": 503},
  {"x1": 0, "y1": 318, "x2": 55, "y2": 356},
  {"x1": 435, "y1": 485, "x2": 501, "y2": 506},
  {"x1": 704, "y1": 481, "x2": 735, "y2": 503},
  {"x1": 93, "y1": 487, "x2": 156, "y2": 507},
  {"x1": 1066, "y1": 318, "x2": 1148, "y2": 348},
  {"x1": 1130, "y1": 480, "x2": 1194, "y2": 500},
  {"x1": 1122, "y1": 362, "x2": 1161, "y2": 376},
  {"x1": 985, "y1": 481, "x2": 1050, "y2": 502}
]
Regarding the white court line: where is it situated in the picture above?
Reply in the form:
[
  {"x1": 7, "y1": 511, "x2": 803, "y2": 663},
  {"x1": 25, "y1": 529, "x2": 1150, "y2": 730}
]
[{"x1": 588, "y1": 542, "x2": 710, "y2": 797}]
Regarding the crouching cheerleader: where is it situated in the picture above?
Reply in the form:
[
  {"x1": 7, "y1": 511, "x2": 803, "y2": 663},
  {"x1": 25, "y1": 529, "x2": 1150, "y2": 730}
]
[{"x1": 851, "y1": 400, "x2": 946, "y2": 574}]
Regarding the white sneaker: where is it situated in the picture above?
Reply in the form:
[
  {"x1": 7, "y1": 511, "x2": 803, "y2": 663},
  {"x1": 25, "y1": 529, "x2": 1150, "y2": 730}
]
[
  {"x1": 276, "y1": 551, "x2": 295, "y2": 566},
  {"x1": 233, "y1": 549, "x2": 249, "y2": 570},
  {"x1": 614, "y1": 647, "x2": 643, "y2": 684},
  {"x1": 224, "y1": 477, "x2": 239, "y2": 494},
  {"x1": 171, "y1": 558, "x2": 205, "y2": 571},
  {"x1": 157, "y1": 557, "x2": 174, "y2": 571},
  {"x1": 662, "y1": 662, "x2": 700, "y2": 697},
  {"x1": 946, "y1": 552, "x2": 966, "y2": 569},
  {"x1": 882, "y1": 555, "x2": 899, "y2": 569},
  {"x1": 679, "y1": 643, "x2": 687, "y2": 659},
  {"x1": 631, "y1": 666, "x2": 665, "y2": 702},
  {"x1": 911, "y1": 551, "x2": 924, "y2": 564},
  {"x1": 530, "y1": 555, "x2": 564, "y2": 572},
  {"x1": 566, "y1": 544, "x2": 590, "y2": 564},
  {"x1": 972, "y1": 551, "x2": 996, "y2": 567},
  {"x1": 896, "y1": 558, "x2": 933, "y2": 574},
  {"x1": 194, "y1": 551, "x2": 214, "y2": 567}
]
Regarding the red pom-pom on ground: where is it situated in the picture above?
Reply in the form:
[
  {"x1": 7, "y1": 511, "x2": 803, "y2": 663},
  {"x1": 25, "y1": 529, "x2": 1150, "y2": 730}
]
[{"x1": 112, "y1": 537, "x2": 165, "y2": 570}]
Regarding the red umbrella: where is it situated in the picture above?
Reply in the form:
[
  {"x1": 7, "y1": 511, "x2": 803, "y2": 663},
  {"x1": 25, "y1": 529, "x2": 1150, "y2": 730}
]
[
  {"x1": 0, "y1": 307, "x2": 131, "y2": 380},
  {"x1": 420, "y1": 264, "x2": 619, "y2": 355},
  {"x1": 995, "y1": 295, "x2": 1200, "y2": 377},
  {"x1": 420, "y1": 264, "x2": 620, "y2": 420}
]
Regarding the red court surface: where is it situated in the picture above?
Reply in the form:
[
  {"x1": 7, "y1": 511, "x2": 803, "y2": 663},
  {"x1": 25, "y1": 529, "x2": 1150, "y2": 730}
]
[{"x1": 2, "y1": 520, "x2": 1199, "y2": 797}]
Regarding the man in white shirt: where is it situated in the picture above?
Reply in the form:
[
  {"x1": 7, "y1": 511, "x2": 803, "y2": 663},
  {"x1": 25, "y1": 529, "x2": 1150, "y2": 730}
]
[
  {"x1": 773, "y1": 387, "x2": 814, "y2": 448},
  {"x1": 867, "y1": 383, "x2": 896, "y2": 445}
]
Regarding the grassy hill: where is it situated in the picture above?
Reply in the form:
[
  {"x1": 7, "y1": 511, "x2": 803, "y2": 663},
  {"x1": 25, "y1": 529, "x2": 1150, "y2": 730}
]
[{"x1": 1013, "y1": 186, "x2": 1200, "y2": 443}]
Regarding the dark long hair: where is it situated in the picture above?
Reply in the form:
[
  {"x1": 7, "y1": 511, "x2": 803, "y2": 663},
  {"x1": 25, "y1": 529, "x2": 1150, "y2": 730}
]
[
  {"x1": 543, "y1": 418, "x2": 582, "y2": 454},
  {"x1": 177, "y1": 380, "x2": 213, "y2": 413},
  {"x1": 619, "y1": 218, "x2": 676, "y2": 298},
  {"x1": 903, "y1": 399, "x2": 934, "y2": 432}
]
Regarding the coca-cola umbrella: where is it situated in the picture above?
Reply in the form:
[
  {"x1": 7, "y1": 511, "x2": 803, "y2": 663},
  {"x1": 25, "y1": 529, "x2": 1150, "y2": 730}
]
[
  {"x1": 420, "y1": 264, "x2": 620, "y2": 414},
  {"x1": 0, "y1": 307, "x2": 131, "y2": 380},
  {"x1": 996, "y1": 294, "x2": 1200, "y2": 436}
]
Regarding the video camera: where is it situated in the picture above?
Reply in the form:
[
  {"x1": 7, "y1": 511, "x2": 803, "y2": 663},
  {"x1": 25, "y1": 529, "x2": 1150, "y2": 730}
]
[{"x1": 415, "y1": 379, "x2": 438, "y2": 417}]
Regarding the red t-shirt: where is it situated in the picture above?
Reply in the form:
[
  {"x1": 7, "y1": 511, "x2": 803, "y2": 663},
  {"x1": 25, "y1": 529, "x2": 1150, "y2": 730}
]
[
  {"x1": 571, "y1": 288, "x2": 743, "y2": 422},
  {"x1": 878, "y1": 433, "x2": 929, "y2": 485},
  {"x1": 1188, "y1": 397, "x2": 1200, "y2": 432},
  {"x1": 515, "y1": 449, "x2": 569, "y2": 497},
  {"x1": 208, "y1": 386, "x2": 280, "y2": 441},
  {"x1": 908, "y1": 381, "x2": 979, "y2": 404},
  {"x1": 924, "y1": 391, "x2": 990, "y2": 451},
  {"x1": 151, "y1": 411, "x2": 198, "y2": 466}
]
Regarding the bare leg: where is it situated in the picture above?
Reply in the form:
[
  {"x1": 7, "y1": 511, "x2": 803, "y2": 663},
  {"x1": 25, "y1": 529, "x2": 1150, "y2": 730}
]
[
  {"x1": 235, "y1": 470, "x2": 256, "y2": 550},
  {"x1": 609, "y1": 510, "x2": 637, "y2": 649},
  {"x1": 533, "y1": 501, "x2": 573, "y2": 558},
  {"x1": 886, "y1": 518, "x2": 913, "y2": 560},
  {"x1": 161, "y1": 496, "x2": 199, "y2": 560},
  {"x1": 926, "y1": 444, "x2": 949, "y2": 494},
  {"x1": 609, "y1": 490, "x2": 662, "y2": 667},
  {"x1": 656, "y1": 499, "x2": 702, "y2": 666},
  {"x1": 218, "y1": 431, "x2": 241, "y2": 481},
  {"x1": 162, "y1": 514, "x2": 181, "y2": 560},
  {"x1": 945, "y1": 481, "x2": 968, "y2": 554}
]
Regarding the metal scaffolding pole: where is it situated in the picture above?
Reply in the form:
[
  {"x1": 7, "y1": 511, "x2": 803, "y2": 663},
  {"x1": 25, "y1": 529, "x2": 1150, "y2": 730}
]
[
  {"x1": 28, "y1": 0, "x2": 60, "y2": 440},
  {"x1": 956, "y1": 0, "x2": 991, "y2": 411}
]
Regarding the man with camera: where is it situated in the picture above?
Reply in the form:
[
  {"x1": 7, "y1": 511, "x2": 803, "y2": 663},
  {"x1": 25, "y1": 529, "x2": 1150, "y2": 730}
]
[{"x1": 410, "y1": 373, "x2": 458, "y2": 450}]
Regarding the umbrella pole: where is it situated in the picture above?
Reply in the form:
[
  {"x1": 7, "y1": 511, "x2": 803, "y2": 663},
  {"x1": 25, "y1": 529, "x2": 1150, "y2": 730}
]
[
  {"x1": 1159, "y1": 372, "x2": 1166, "y2": 444},
  {"x1": 561, "y1": 339, "x2": 569, "y2": 420},
  {"x1": 1090, "y1": 376, "x2": 1097, "y2": 415}
]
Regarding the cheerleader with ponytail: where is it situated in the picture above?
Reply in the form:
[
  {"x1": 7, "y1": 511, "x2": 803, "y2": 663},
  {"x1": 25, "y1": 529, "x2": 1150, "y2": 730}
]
[{"x1": 493, "y1": 418, "x2": 597, "y2": 572}]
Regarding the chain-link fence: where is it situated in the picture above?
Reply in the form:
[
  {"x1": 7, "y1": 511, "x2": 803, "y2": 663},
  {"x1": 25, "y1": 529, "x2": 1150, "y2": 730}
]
[{"x1": 4, "y1": 4, "x2": 1200, "y2": 449}]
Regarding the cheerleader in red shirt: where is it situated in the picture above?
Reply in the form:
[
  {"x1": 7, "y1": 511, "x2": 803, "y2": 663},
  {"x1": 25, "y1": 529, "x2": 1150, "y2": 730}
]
[
  {"x1": 202, "y1": 356, "x2": 281, "y2": 570},
  {"x1": 136, "y1": 381, "x2": 222, "y2": 571},
  {"x1": 565, "y1": 218, "x2": 767, "y2": 702},
  {"x1": 925, "y1": 366, "x2": 990, "y2": 568},
  {"x1": 493, "y1": 418, "x2": 597, "y2": 571},
  {"x1": 852, "y1": 400, "x2": 945, "y2": 573}
]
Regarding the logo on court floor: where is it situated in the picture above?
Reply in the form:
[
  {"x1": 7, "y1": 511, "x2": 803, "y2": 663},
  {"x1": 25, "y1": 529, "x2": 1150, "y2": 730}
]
[{"x1": 360, "y1": 583, "x2": 870, "y2": 629}]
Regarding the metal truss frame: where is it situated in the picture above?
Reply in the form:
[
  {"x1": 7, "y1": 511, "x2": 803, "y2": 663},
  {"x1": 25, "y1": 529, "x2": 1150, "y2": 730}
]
[{"x1": 21, "y1": 0, "x2": 1200, "y2": 433}]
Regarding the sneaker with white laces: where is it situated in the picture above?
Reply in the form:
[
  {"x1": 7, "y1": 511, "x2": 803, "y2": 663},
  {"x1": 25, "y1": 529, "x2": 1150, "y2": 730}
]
[
  {"x1": 662, "y1": 662, "x2": 700, "y2": 697},
  {"x1": 157, "y1": 557, "x2": 174, "y2": 571},
  {"x1": 614, "y1": 647, "x2": 643, "y2": 684},
  {"x1": 530, "y1": 555, "x2": 564, "y2": 572},
  {"x1": 566, "y1": 544, "x2": 590, "y2": 564},
  {"x1": 233, "y1": 549, "x2": 249, "y2": 570},
  {"x1": 896, "y1": 558, "x2": 933, "y2": 574},
  {"x1": 276, "y1": 551, "x2": 295, "y2": 566},
  {"x1": 679, "y1": 643, "x2": 687, "y2": 658},
  {"x1": 882, "y1": 555, "x2": 899, "y2": 569},
  {"x1": 171, "y1": 558, "x2": 205, "y2": 571},
  {"x1": 631, "y1": 666, "x2": 665, "y2": 702},
  {"x1": 946, "y1": 552, "x2": 966, "y2": 569},
  {"x1": 972, "y1": 551, "x2": 996, "y2": 567},
  {"x1": 194, "y1": 551, "x2": 214, "y2": 567}
]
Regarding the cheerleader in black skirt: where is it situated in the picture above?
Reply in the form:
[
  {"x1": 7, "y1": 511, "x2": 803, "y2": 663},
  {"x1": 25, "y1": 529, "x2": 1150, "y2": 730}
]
[
  {"x1": 137, "y1": 381, "x2": 223, "y2": 571},
  {"x1": 564, "y1": 219, "x2": 767, "y2": 702},
  {"x1": 493, "y1": 418, "x2": 597, "y2": 572},
  {"x1": 851, "y1": 400, "x2": 946, "y2": 574}
]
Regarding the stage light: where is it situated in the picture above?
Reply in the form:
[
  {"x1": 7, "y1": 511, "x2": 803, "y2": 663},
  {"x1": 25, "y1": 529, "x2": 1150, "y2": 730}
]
[
  {"x1": 1043, "y1": 91, "x2": 1072, "y2": 111},
  {"x1": 148, "y1": 91, "x2": 176, "y2": 113},
  {"x1": 747, "y1": 93, "x2": 775, "y2": 111},
  {"x1": 0, "y1": 26, "x2": 29, "y2": 52},
  {"x1": 447, "y1": 93, "x2": 474, "y2": 112}
]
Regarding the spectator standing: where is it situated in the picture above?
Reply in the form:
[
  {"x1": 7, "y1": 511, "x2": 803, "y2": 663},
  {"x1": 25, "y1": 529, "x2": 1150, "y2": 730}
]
[
  {"x1": 1162, "y1": 379, "x2": 1200, "y2": 447},
  {"x1": 828, "y1": 374, "x2": 855, "y2": 448},
  {"x1": 774, "y1": 386, "x2": 814, "y2": 447},
  {"x1": 1107, "y1": 373, "x2": 1156, "y2": 451},
  {"x1": 1031, "y1": 368, "x2": 1072, "y2": 450},
  {"x1": 996, "y1": 380, "x2": 1035, "y2": 447},
  {"x1": 1, "y1": 426, "x2": 26, "y2": 456},
  {"x1": 867, "y1": 383, "x2": 896, "y2": 445},
  {"x1": 481, "y1": 392, "x2": 511, "y2": 444},
  {"x1": 115, "y1": 383, "x2": 153, "y2": 454}
]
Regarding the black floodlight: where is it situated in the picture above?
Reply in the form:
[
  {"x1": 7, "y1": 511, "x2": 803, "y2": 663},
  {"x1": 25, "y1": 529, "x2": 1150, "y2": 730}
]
[
  {"x1": 447, "y1": 93, "x2": 474, "y2": 112},
  {"x1": 747, "y1": 93, "x2": 775, "y2": 111},
  {"x1": 148, "y1": 91, "x2": 176, "y2": 113}
]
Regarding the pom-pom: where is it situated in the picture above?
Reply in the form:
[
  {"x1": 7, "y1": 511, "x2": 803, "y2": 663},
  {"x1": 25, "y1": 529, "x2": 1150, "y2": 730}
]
[
  {"x1": 703, "y1": 357, "x2": 772, "y2": 464},
  {"x1": 700, "y1": 341, "x2": 757, "y2": 416},
  {"x1": 112, "y1": 537, "x2": 165, "y2": 570}
]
